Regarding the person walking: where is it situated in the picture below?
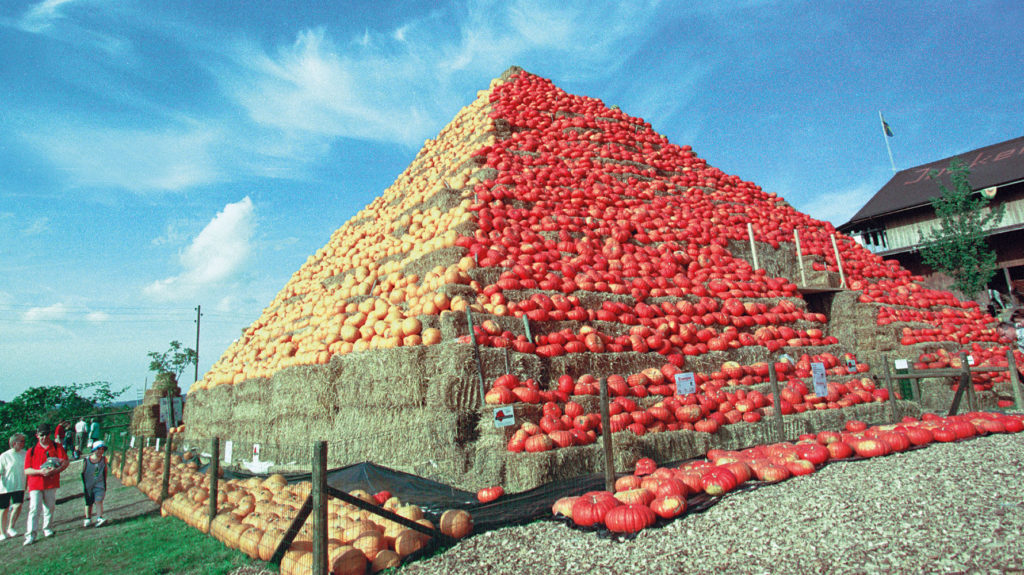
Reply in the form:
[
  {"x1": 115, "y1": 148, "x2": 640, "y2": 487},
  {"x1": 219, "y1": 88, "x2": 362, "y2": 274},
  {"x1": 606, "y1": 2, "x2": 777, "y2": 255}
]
[
  {"x1": 88, "y1": 418, "x2": 102, "y2": 450},
  {"x1": 0, "y1": 433, "x2": 27, "y2": 540},
  {"x1": 74, "y1": 418, "x2": 88, "y2": 459},
  {"x1": 23, "y1": 423, "x2": 68, "y2": 546},
  {"x1": 81, "y1": 441, "x2": 108, "y2": 528}
]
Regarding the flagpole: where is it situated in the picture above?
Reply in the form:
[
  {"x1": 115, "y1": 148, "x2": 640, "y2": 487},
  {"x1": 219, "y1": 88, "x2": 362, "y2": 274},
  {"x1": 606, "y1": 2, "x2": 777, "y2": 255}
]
[{"x1": 879, "y1": 111, "x2": 896, "y2": 173}]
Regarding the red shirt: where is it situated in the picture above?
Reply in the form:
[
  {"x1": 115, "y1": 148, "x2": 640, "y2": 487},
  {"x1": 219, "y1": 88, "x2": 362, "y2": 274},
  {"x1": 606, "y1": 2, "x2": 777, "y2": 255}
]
[{"x1": 24, "y1": 441, "x2": 67, "y2": 491}]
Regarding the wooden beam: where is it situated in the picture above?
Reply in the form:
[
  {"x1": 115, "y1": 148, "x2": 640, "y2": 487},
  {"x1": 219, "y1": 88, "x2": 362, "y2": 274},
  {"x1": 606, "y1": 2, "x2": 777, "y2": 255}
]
[{"x1": 599, "y1": 377, "x2": 615, "y2": 493}]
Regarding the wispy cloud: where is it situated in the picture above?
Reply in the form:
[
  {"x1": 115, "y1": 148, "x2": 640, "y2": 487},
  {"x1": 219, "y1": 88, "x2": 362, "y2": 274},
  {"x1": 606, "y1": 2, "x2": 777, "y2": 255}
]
[
  {"x1": 144, "y1": 197, "x2": 256, "y2": 301},
  {"x1": 22, "y1": 123, "x2": 221, "y2": 193},
  {"x1": 793, "y1": 182, "x2": 878, "y2": 226},
  {"x1": 22, "y1": 302, "x2": 68, "y2": 322},
  {"x1": 17, "y1": 0, "x2": 78, "y2": 33},
  {"x1": 85, "y1": 311, "x2": 110, "y2": 322},
  {"x1": 22, "y1": 216, "x2": 50, "y2": 236}
]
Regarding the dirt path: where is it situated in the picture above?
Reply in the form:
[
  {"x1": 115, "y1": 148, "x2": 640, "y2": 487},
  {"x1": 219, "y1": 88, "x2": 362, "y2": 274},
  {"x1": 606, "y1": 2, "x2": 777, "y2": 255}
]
[{"x1": 0, "y1": 457, "x2": 159, "y2": 559}]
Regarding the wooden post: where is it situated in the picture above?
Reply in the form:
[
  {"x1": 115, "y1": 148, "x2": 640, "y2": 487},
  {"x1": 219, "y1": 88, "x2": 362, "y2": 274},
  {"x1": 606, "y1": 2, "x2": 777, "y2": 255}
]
[
  {"x1": 160, "y1": 434, "x2": 172, "y2": 501},
  {"x1": 599, "y1": 378, "x2": 615, "y2": 492},
  {"x1": 121, "y1": 436, "x2": 130, "y2": 479},
  {"x1": 794, "y1": 229, "x2": 808, "y2": 287},
  {"x1": 312, "y1": 441, "x2": 328, "y2": 575},
  {"x1": 747, "y1": 223, "x2": 760, "y2": 271},
  {"x1": 767, "y1": 362, "x2": 786, "y2": 442},
  {"x1": 208, "y1": 437, "x2": 220, "y2": 525},
  {"x1": 963, "y1": 352, "x2": 979, "y2": 412},
  {"x1": 830, "y1": 234, "x2": 846, "y2": 288},
  {"x1": 948, "y1": 355, "x2": 972, "y2": 416},
  {"x1": 1007, "y1": 348, "x2": 1023, "y2": 411},
  {"x1": 881, "y1": 356, "x2": 899, "y2": 424},
  {"x1": 136, "y1": 436, "x2": 145, "y2": 486},
  {"x1": 464, "y1": 308, "x2": 488, "y2": 406}
]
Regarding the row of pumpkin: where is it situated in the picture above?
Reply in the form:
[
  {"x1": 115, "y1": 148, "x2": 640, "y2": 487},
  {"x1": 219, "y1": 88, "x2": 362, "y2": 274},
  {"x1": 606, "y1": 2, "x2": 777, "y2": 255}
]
[
  {"x1": 111, "y1": 448, "x2": 473, "y2": 575},
  {"x1": 552, "y1": 411, "x2": 1024, "y2": 533}
]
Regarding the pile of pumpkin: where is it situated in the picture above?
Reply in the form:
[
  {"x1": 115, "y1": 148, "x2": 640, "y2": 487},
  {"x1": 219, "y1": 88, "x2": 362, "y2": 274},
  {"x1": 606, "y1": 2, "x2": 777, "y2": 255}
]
[
  {"x1": 498, "y1": 371, "x2": 896, "y2": 454},
  {"x1": 111, "y1": 448, "x2": 473, "y2": 574},
  {"x1": 551, "y1": 411, "x2": 1024, "y2": 534}
]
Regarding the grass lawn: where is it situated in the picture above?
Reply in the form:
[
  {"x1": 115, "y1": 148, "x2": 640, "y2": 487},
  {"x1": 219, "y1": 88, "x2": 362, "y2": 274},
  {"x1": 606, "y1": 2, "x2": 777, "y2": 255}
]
[{"x1": 3, "y1": 511, "x2": 267, "y2": 575}]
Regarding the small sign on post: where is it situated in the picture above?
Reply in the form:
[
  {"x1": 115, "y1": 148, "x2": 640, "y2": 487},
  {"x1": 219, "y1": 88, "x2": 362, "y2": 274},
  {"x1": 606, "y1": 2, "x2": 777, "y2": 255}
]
[
  {"x1": 674, "y1": 372, "x2": 696, "y2": 395},
  {"x1": 894, "y1": 359, "x2": 909, "y2": 370},
  {"x1": 811, "y1": 362, "x2": 828, "y2": 397},
  {"x1": 493, "y1": 406, "x2": 515, "y2": 428},
  {"x1": 224, "y1": 440, "x2": 234, "y2": 464}
]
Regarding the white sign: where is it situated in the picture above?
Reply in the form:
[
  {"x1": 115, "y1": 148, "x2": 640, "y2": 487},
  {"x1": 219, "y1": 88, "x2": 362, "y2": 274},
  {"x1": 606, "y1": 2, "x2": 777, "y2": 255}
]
[
  {"x1": 252, "y1": 443, "x2": 261, "y2": 460},
  {"x1": 811, "y1": 362, "x2": 828, "y2": 397},
  {"x1": 130, "y1": 436, "x2": 136, "y2": 448},
  {"x1": 846, "y1": 359, "x2": 857, "y2": 371},
  {"x1": 493, "y1": 406, "x2": 515, "y2": 428},
  {"x1": 155, "y1": 438, "x2": 161, "y2": 451},
  {"x1": 894, "y1": 359, "x2": 909, "y2": 370},
  {"x1": 224, "y1": 440, "x2": 233, "y2": 464},
  {"x1": 968, "y1": 355, "x2": 975, "y2": 366},
  {"x1": 674, "y1": 372, "x2": 696, "y2": 395}
]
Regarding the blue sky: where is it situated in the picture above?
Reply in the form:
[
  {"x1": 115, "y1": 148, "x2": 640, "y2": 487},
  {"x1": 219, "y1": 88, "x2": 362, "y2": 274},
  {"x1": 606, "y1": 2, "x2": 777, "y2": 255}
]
[{"x1": 1, "y1": 0, "x2": 1022, "y2": 401}]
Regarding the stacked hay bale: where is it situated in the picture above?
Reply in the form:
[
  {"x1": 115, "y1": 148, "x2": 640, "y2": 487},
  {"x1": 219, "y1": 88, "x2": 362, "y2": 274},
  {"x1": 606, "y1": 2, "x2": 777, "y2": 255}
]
[
  {"x1": 131, "y1": 371, "x2": 182, "y2": 439},
  {"x1": 184, "y1": 67, "x2": 1010, "y2": 493}
]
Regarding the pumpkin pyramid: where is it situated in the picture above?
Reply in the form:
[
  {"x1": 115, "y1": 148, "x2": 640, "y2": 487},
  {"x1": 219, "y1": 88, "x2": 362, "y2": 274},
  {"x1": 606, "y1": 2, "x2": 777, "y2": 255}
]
[{"x1": 184, "y1": 67, "x2": 1019, "y2": 491}]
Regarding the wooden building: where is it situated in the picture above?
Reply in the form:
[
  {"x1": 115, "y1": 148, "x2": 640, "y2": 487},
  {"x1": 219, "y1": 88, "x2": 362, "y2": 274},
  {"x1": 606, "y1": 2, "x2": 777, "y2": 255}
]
[{"x1": 838, "y1": 136, "x2": 1024, "y2": 308}]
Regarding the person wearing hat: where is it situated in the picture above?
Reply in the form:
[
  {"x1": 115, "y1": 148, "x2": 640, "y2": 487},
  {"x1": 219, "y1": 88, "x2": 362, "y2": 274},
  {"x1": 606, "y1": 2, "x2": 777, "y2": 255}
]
[
  {"x1": 22, "y1": 422, "x2": 68, "y2": 545},
  {"x1": 81, "y1": 441, "x2": 108, "y2": 527}
]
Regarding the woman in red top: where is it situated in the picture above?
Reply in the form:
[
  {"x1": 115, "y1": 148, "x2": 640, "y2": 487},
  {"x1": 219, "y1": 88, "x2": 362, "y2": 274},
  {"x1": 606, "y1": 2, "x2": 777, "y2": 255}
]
[{"x1": 22, "y1": 422, "x2": 68, "y2": 546}]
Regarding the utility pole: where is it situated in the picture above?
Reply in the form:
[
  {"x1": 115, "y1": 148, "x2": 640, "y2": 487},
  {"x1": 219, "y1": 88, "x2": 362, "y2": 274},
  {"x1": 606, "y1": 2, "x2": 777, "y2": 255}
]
[{"x1": 194, "y1": 305, "x2": 202, "y2": 383}]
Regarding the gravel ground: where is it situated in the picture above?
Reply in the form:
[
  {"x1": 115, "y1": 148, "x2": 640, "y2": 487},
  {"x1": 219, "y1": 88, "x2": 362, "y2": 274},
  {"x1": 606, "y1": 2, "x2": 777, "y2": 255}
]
[{"x1": 397, "y1": 433, "x2": 1024, "y2": 575}]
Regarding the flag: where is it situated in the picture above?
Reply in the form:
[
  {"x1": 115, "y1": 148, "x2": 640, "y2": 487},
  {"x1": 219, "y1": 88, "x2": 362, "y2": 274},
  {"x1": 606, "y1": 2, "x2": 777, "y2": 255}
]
[{"x1": 880, "y1": 114, "x2": 894, "y2": 137}]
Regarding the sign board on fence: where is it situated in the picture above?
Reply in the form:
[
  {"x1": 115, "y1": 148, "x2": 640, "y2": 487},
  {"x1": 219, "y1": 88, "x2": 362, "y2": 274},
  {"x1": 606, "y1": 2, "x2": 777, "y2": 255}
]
[
  {"x1": 171, "y1": 397, "x2": 183, "y2": 428},
  {"x1": 674, "y1": 372, "x2": 696, "y2": 395},
  {"x1": 224, "y1": 440, "x2": 233, "y2": 464},
  {"x1": 493, "y1": 406, "x2": 515, "y2": 428},
  {"x1": 811, "y1": 362, "x2": 828, "y2": 397},
  {"x1": 894, "y1": 359, "x2": 909, "y2": 370}
]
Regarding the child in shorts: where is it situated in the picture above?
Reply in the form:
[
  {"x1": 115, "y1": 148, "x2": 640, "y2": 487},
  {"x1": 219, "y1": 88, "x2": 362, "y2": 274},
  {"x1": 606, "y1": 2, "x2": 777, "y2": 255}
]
[{"x1": 82, "y1": 441, "x2": 108, "y2": 527}]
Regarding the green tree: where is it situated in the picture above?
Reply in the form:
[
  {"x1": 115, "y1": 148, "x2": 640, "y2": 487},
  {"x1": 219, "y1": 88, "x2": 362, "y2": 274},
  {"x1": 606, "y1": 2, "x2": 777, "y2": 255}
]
[
  {"x1": 919, "y1": 159, "x2": 1005, "y2": 300},
  {"x1": 0, "y1": 381, "x2": 125, "y2": 441},
  {"x1": 147, "y1": 340, "x2": 198, "y2": 378}
]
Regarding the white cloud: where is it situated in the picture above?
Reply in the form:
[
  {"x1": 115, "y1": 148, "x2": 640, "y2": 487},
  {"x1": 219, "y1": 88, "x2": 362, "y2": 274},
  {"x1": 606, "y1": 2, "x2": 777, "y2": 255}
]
[
  {"x1": 22, "y1": 302, "x2": 68, "y2": 322},
  {"x1": 23, "y1": 217, "x2": 50, "y2": 236},
  {"x1": 18, "y1": 0, "x2": 78, "y2": 33},
  {"x1": 221, "y1": 1, "x2": 663, "y2": 149},
  {"x1": 85, "y1": 311, "x2": 109, "y2": 322},
  {"x1": 23, "y1": 123, "x2": 221, "y2": 193},
  {"x1": 793, "y1": 183, "x2": 878, "y2": 226},
  {"x1": 144, "y1": 197, "x2": 256, "y2": 301}
]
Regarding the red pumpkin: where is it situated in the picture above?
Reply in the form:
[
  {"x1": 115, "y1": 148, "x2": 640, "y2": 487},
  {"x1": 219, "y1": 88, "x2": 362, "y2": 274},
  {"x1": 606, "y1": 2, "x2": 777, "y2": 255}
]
[
  {"x1": 572, "y1": 491, "x2": 620, "y2": 528},
  {"x1": 634, "y1": 457, "x2": 657, "y2": 476},
  {"x1": 700, "y1": 467, "x2": 738, "y2": 496},
  {"x1": 603, "y1": 504, "x2": 656, "y2": 533},
  {"x1": 476, "y1": 485, "x2": 504, "y2": 503},
  {"x1": 649, "y1": 495, "x2": 687, "y2": 519},
  {"x1": 825, "y1": 440, "x2": 854, "y2": 460},
  {"x1": 845, "y1": 420, "x2": 868, "y2": 433}
]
